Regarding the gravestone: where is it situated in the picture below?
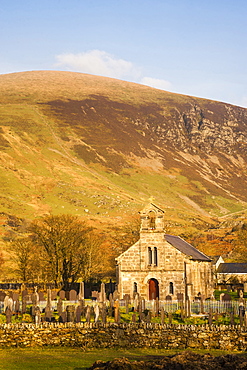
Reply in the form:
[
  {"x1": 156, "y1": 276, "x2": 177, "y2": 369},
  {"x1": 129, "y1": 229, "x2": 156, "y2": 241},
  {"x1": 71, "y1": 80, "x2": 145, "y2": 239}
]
[
  {"x1": 12, "y1": 292, "x2": 19, "y2": 302},
  {"x1": 34, "y1": 306, "x2": 41, "y2": 324},
  {"x1": 15, "y1": 298, "x2": 20, "y2": 313},
  {"x1": 99, "y1": 283, "x2": 106, "y2": 303},
  {"x1": 112, "y1": 290, "x2": 119, "y2": 301},
  {"x1": 22, "y1": 296, "x2": 27, "y2": 314},
  {"x1": 230, "y1": 311, "x2": 235, "y2": 325},
  {"x1": 244, "y1": 282, "x2": 247, "y2": 293},
  {"x1": 66, "y1": 305, "x2": 75, "y2": 322},
  {"x1": 51, "y1": 290, "x2": 58, "y2": 300},
  {"x1": 160, "y1": 307, "x2": 165, "y2": 324},
  {"x1": 57, "y1": 298, "x2": 63, "y2": 316},
  {"x1": 94, "y1": 304, "x2": 100, "y2": 323},
  {"x1": 59, "y1": 290, "x2": 66, "y2": 300},
  {"x1": 5, "y1": 307, "x2": 12, "y2": 324},
  {"x1": 86, "y1": 305, "x2": 91, "y2": 323},
  {"x1": 45, "y1": 305, "x2": 52, "y2": 322},
  {"x1": 221, "y1": 293, "x2": 231, "y2": 301},
  {"x1": 125, "y1": 295, "x2": 130, "y2": 314},
  {"x1": 59, "y1": 312, "x2": 66, "y2": 323},
  {"x1": 101, "y1": 304, "x2": 107, "y2": 324},
  {"x1": 132, "y1": 313, "x2": 136, "y2": 323},
  {"x1": 69, "y1": 289, "x2": 77, "y2": 301},
  {"x1": 0, "y1": 291, "x2": 6, "y2": 301},
  {"x1": 78, "y1": 282, "x2": 84, "y2": 301},
  {"x1": 76, "y1": 305, "x2": 82, "y2": 323},
  {"x1": 177, "y1": 293, "x2": 184, "y2": 301},
  {"x1": 22, "y1": 290, "x2": 28, "y2": 300},
  {"x1": 114, "y1": 300, "x2": 120, "y2": 323},
  {"x1": 109, "y1": 293, "x2": 114, "y2": 307},
  {"x1": 155, "y1": 297, "x2": 159, "y2": 316},
  {"x1": 39, "y1": 292, "x2": 45, "y2": 301},
  {"x1": 168, "y1": 312, "x2": 172, "y2": 325}
]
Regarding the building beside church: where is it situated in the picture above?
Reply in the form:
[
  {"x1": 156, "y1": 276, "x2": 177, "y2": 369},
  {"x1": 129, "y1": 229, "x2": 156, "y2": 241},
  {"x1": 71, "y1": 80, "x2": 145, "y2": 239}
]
[{"x1": 116, "y1": 203, "x2": 214, "y2": 300}]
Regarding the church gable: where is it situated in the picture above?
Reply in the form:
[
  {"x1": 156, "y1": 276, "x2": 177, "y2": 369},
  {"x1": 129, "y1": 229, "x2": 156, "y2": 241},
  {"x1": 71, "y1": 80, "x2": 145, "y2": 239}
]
[{"x1": 116, "y1": 241, "x2": 140, "y2": 270}]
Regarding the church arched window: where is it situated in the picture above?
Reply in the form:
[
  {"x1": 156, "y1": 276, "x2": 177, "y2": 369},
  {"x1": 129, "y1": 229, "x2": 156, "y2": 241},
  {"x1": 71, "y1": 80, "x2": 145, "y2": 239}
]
[
  {"x1": 148, "y1": 247, "x2": 152, "y2": 265},
  {"x1": 154, "y1": 247, "x2": 158, "y2": 266},
  {"x1": 169, "y1": 282, "x2": 174, "y2": 295}
]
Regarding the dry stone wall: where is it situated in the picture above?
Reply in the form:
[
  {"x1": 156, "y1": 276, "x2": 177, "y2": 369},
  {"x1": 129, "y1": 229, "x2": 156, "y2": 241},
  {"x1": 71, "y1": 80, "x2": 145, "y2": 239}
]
[{"x1": 1, "y1": 323, "x2": 247, "y2": 351}]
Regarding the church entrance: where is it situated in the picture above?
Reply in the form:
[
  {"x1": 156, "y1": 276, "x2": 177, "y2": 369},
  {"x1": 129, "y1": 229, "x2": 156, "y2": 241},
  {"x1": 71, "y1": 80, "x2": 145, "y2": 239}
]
[{"x1": 149, "y1": 278, "x2": 159, "y2": 300}]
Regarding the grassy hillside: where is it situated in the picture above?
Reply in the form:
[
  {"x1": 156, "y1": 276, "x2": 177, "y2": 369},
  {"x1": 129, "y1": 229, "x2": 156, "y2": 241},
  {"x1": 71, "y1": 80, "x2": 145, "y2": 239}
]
[{"x1": 0, "y1": 71, "x2": 247, "y2": 269}]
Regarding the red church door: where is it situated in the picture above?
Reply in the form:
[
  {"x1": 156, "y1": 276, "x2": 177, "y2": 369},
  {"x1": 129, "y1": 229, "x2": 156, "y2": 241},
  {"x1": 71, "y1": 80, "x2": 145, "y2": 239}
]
[{"x1": 149, "y1": 278, "x2": 159, "y2": 300}]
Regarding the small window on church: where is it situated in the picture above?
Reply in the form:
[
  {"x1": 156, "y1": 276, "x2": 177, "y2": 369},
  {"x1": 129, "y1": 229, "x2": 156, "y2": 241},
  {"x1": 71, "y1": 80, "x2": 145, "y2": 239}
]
[
  {"x1": 148, "y1": 211, "x2": 156, "y2": 229},
  {"x1": 133, "y1": 282, "x2": 137, "y2": 294},
  {"x1": 148, "y1": 247, "x2": 152, "y2": 265},
  {"x1": 169, "y1": 282, "x2": 174, "y2": 295},
  {"x1": 154, "y1": 247, "x2": 158, "y2": 266}
]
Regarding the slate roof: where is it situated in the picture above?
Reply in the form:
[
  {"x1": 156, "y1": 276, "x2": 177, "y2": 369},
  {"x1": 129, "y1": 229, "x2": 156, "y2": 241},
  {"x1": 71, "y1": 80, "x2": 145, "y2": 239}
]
[
  {"x1": 217, "y1": 263, "x2": 247, "y2": 274},
  {"x1": 165, "y1": 234, "x2": 211, "y2": 262}
]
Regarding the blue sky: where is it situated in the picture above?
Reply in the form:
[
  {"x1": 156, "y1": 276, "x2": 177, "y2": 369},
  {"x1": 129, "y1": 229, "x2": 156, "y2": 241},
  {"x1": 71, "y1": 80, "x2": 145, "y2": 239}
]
[{"x1": 1, "y1": 0, "x2": 247, "y2": 107}]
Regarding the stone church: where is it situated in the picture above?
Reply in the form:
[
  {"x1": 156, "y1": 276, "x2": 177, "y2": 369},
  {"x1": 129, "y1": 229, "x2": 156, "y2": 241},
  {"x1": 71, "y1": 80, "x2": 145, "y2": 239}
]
[{"x1": 116, "y1": 203, "x2": 214, "y2": 301}]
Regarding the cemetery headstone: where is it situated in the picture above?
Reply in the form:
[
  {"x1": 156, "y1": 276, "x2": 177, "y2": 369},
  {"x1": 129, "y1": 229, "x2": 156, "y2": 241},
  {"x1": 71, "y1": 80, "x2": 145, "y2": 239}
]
[
  {"x1": 22, "y1": 296, "x2": 27, "y2": 314},
  {"x1": 0, "y1": 291, "x2": 6, "y2": 302},
  {"x1": 69, "y1": 289, "x2": 77, "y2": 302},
  {"x1": 221, "y1": 293, "x2": 232, "y2": 302},
  {"x1": 100, "y1": 283, "x2": 106, "y2": 303},
  {"x1": 114, "y1": 300, "x2": 120, "y2": 323},
  {"x1": 59, "y1": 312, "x2": 66, "y2": 323},
  {"x1": 230, "y1": 311, "x2": 235, "y2": 325},
  {"x1": 101, "y1": 304, "x2": 107, "y2": 324},
  {"x1": 78, "y1": 282, "x2": 84, "y2": 301},
  {"x1": 76, "y1": 305, "x2": 82, "y2": 323},
  {"x1": 66, "y1": 305, "x2": 75, "y2": 322},
  {"x1": 51, "y1": 290, "x2": 58, "y2": 300},
  {"x1": 112, "y1": 290, "x2": 119, "y2": 301},
  {"x1": 177, "y1": 293, "x2": 184, "y2": 301},
  {"x1": 34, "y1": 306, "x2": 41, "y2": 324},
  {"x1": 160, "y1": 307, "x2": 165, "y2": 324},
  {"x1": 12, "y1": 292, "x2": 19, "y2": 302},
  {"x1": 132, "y1": 313, "x2": 136, "y2": 323},
  {"x1": 5, "y1": 307, "x2": 12, "y2": 324},
  {"x1": 59, "y1": 290, "x2": 66, "y2": 300},
  {"x1": 155, "y1": 297, "x2": 159, "y2": 316},
  {"x1": 94, "y1": 304, "x2": 100, "y2": 323},
  {"x1": 57, "y1": 298, "x2": 63, "y2": 316},
  {"x1": 86, "y1": 305, "x2": 91, "y2": 323},
  {"x1": 168, "y1": 312, "x2": 172, "y2": 325},
  {"x1": 39, "y1": 292, "x2": 45, "y2": 301},
  {"x1": 15, "y1": 298, "x2": 20, "y2": 313}
]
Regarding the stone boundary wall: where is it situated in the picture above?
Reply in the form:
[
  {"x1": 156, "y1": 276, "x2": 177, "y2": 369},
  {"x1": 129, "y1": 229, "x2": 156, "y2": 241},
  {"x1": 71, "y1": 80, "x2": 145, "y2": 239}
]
[{"x1": 1, "y1": 323, "x2": 247, "y2": 351}]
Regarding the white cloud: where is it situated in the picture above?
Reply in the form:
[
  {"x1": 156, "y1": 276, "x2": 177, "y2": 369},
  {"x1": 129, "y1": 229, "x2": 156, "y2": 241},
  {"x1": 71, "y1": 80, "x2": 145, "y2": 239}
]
[
  {"x1": 55, "y1": 50, "x2": 141, "y2": 80},
  {"x1": 140, "y1": 76, "x2": 172, "y2": 91}
]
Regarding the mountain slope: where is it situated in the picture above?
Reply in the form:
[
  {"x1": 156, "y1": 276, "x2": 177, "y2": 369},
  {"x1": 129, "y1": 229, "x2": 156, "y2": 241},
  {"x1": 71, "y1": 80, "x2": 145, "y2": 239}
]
[{"x1": 0, "y1": 70, "x2": 247, "y2": 236}]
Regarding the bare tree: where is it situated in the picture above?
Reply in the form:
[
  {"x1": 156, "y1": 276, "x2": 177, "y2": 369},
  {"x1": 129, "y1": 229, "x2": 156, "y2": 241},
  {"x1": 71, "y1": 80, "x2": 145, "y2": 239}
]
[{"x1": 30, "y1": 214, "x2": 107, "y2": 289}]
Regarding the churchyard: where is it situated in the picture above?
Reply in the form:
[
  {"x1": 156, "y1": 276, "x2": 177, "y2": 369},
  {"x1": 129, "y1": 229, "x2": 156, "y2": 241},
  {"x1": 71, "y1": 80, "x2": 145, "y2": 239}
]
[{"x1": 0, "y1": 282, "x2": 247, "y2": 327}]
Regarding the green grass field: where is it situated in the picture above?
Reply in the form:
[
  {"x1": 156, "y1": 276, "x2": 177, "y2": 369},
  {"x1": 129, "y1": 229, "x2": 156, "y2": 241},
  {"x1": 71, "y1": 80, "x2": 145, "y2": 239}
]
[{"x1": 0, "y1": 347, "x2": 241, "y2": 370}]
